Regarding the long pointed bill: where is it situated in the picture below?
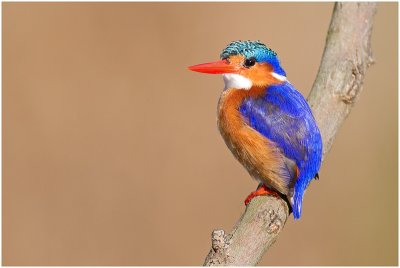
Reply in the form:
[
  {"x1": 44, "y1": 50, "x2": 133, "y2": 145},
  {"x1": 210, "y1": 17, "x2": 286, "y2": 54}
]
[{"x1": 188, "y1": 60, "x2": 239, "y2": 74}]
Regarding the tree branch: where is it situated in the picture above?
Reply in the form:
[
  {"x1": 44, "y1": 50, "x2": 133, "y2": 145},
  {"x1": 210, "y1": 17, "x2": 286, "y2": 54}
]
[{"x1": 203, "y1": 2, "x2": 377, "y2": 266}]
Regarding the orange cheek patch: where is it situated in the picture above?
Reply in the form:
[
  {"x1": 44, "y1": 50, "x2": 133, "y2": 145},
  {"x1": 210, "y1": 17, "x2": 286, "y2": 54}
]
[
  {"x1": 240, "y1": 62, "x2": 284, "y2": 87},
  {"x1": 226, "y1": 55, "x2": 285, "y2": 88}
]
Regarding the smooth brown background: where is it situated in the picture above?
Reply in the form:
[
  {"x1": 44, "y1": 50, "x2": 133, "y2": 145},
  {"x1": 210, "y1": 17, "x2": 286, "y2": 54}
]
[{"x1": 3, "y1": 2, "x2": 398, "y2": 266}]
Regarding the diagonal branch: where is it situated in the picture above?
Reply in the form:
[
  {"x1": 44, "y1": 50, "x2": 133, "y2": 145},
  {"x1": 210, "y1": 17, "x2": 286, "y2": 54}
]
[{"x1": 203, "y1": 2, "x2": 377, "y2": 266}]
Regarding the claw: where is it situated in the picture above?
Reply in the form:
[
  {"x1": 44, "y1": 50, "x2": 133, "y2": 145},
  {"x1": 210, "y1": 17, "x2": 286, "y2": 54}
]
[{"x1": 244, "y1": 184, "x2": 279, "y2": 206}]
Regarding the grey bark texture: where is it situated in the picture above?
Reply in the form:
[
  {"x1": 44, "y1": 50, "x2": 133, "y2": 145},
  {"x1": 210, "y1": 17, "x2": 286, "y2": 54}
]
[{"x1": 203, "y1": 2, "x2": 377, "y2": 266}]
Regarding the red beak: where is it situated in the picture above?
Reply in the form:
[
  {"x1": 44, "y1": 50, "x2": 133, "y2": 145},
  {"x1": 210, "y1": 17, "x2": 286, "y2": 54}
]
[{"x1": 188, "y1": 60, "x2": 239, "y2": 74}]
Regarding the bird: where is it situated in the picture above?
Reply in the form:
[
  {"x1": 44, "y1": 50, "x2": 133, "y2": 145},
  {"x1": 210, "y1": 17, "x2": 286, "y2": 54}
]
[{"x1": 188, "y1": 40, "x2": 323, "y2": 219}]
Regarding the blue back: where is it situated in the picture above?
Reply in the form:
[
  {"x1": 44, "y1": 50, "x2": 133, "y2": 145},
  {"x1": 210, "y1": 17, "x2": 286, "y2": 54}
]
[{"x1": 239, "y1": 82, "x2": 323, "y2": 219}]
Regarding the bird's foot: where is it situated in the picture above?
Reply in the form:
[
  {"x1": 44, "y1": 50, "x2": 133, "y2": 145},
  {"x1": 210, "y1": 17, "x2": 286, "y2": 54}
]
[{"x1": 244, "y1": 184, "x2": 279, "y2": 206}]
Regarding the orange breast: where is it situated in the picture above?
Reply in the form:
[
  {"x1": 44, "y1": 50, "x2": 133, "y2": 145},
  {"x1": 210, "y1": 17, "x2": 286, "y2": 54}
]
[{"x1": 217, "y1": 87, "x2": 293, "y2": 195}]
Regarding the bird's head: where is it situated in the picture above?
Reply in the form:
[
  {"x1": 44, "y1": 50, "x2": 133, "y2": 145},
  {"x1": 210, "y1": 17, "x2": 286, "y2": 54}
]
[{"x1": 189, "y1": 40, "x2": 286, "y2": 90}]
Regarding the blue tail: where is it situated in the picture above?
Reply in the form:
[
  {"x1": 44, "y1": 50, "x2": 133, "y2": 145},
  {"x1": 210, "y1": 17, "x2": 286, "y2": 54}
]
[
  {"x1": 292, "y1": 189, "x2": 304, "y2": 220},
  {"x1": 292, "y1": 179, "x2": 307, "y2": 220}
]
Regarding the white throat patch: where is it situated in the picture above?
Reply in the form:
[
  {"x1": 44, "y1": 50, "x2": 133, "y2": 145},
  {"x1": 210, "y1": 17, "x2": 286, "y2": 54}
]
[{"x1": 222, "y1": 74, "x2": 252, "y2": 90}]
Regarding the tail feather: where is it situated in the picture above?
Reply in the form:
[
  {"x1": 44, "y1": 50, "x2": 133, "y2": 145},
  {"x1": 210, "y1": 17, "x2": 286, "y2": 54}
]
[
  {"x1": 292, "y1": 179, "x2": 307, "y2": 220},
  {"x1": 292, "y1": 190, "x2": 303, "y2": 220}
]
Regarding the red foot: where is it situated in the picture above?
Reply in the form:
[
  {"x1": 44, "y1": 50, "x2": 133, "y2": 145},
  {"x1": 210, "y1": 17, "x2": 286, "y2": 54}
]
[{"x1": 244, "y1": 185, "x2": 279, "y2": 206}]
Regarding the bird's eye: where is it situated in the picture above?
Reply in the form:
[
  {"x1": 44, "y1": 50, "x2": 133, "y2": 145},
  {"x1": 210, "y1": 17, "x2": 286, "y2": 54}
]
[{"x1": 244, "y1": 57, "x2": 256, "y2": 68}]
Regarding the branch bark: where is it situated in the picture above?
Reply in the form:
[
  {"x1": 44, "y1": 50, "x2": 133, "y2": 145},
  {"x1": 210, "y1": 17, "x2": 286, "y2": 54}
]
[{"x1": 203, "y1": 2, "x2": 377, "y2": 266}]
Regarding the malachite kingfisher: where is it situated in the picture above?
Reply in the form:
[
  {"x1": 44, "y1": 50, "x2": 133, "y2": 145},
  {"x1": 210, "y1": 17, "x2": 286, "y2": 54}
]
[{"x1": 188, "y1": 40, "x2": 323, "y2": 219}]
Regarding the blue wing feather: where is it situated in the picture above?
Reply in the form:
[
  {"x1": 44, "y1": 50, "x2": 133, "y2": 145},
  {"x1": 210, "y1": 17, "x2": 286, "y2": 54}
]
[{"x1": 239, "y1": 82, "x2": 322, "y2": 219}]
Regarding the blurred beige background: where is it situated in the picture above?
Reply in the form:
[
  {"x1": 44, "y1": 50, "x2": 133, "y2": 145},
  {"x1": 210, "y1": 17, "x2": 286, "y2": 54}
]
[{"x1": 3, "y1": 2, "x2": 397, "y2": 266}]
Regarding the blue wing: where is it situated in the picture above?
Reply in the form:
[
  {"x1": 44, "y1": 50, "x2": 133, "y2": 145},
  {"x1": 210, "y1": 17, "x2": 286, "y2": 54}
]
[{"x1": 239, "y1": 82, "x2": 322, "y2": 219}]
